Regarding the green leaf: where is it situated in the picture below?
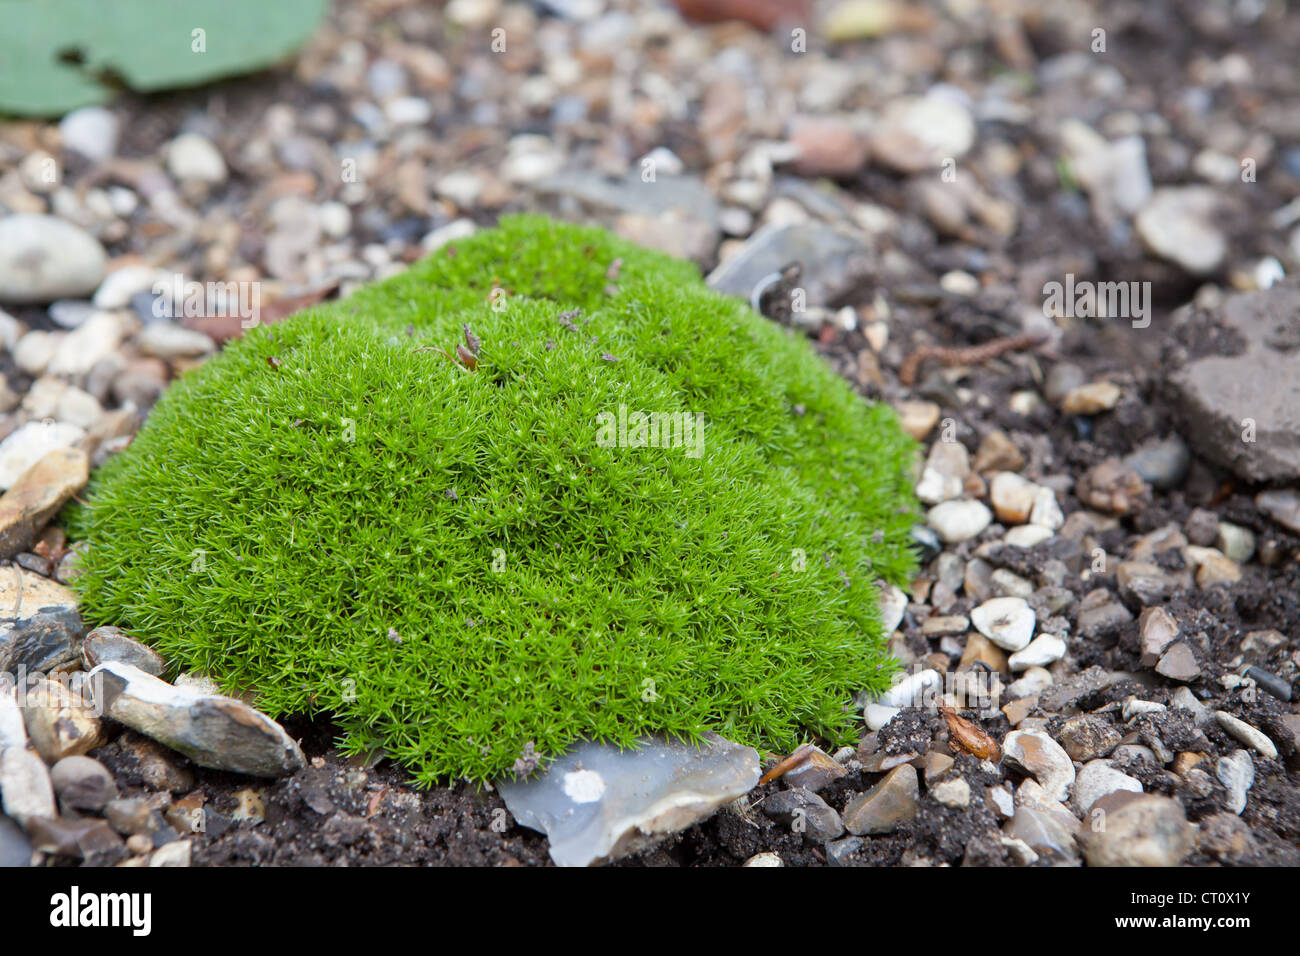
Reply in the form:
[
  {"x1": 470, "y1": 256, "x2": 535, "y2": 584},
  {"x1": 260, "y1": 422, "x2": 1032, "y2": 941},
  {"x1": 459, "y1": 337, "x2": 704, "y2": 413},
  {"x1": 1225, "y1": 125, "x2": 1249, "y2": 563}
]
[{"x1": 0, "y1": 0, "x2": 328, "y2": 117}]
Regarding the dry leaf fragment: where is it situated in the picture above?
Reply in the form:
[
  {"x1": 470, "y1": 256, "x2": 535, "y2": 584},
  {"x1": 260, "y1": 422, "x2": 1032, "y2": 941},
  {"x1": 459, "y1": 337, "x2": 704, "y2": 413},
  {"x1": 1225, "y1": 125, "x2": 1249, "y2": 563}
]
[{"x1": 939, "y1": 705, "x2": 1001, "y2": 761}]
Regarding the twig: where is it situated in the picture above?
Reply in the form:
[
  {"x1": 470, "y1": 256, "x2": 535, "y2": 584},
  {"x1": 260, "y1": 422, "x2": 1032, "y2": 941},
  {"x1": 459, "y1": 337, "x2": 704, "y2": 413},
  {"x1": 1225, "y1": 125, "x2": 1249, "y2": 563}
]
[{"x1": 899, "y1": 333, "x2": 1046, "y2": 386}]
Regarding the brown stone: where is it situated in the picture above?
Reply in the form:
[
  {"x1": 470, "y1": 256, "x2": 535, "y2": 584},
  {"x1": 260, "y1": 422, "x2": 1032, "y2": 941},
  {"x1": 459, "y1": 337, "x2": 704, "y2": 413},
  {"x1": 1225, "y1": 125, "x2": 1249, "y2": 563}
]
[{"x1": 0, "y1": 447, "x2": 88, "y2": 559}]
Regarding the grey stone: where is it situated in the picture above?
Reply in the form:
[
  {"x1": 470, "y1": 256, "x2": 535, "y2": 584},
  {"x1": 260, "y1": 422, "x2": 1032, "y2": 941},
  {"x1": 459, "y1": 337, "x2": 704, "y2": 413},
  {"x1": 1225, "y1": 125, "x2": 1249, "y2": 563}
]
[
  {"x1": 1216, "y1": 750, "x2": 1254, "y2": 815},
  {"x1": 497, "y1": 733, "x2": 759, "y2": 867},
  {"x1": 707, "y1": 222, "x2": 873, "y2": 309},
  {"x1": 90, "y1": 661, "x2": 305, "y2": 777},
  {"x1": 825, "y1": 835, "x2": 864, "y2": 866},
  {"x1": 1073, "y1": 759, "x2": 1143, "y2": 813},
  {"x1": 50, "y1": 755, "x2": 117, "y2": 811},
  {"x1": 842, "y1": 764, "x2": 919, "y2": 834},
  {"x1": 0, "y1": 571, "x2": 86, "y2": 674},
  {"x1": 762, "y1": 787, "x2": 844, "y2": 843},
  {"x1": 1155, "y1": 642, "x2": 1201, "y2": 682},
  {"x1": 1081, "y1": 792, "x2": 1195, "y2": 866},
  {"x1": 0, "y1": 215, "x2": 108, "y2": 304},
  {"x1": 1002, "y1": 806, "x2": 1078, "y2": 863},
  {"x1": 0, "y1": 813, "x2": 33, "y2": 866},
  {"x1": 0, "y1": 682, "x2": 57, "y2": 826},
  {"x1": 1257, "y1": 489, "x2": 1300, "y2": 534},
  {"x1": 82, "y1": 626, "x2": 167, "y2": 677},
  {"x1": 1123, "y1": 435, "x2": 1191, "y2": 490},
  {"x1": 537, "y1": 169, "x2": 720, "y2": 225},
  {"x1": 1055, "y1": 715, "x2": 1121, "y2": 761},
  {"x1": 1168, "y1": 286, "x2": 1300, "y2": 482}
]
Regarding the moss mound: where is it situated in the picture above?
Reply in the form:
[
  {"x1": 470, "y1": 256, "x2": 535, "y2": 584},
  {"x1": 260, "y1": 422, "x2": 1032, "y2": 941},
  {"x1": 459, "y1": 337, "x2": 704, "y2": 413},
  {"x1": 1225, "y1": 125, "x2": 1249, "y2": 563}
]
[{"x1": 69, "y1": 215, "x2": 919, "y2": 783}]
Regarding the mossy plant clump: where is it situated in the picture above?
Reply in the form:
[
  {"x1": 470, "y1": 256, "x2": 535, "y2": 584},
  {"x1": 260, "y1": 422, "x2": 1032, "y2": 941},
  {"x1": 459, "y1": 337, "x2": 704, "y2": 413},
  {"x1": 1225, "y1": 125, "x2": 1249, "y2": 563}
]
[{"x1": 68, "y1": 215, "x2": 920, "y2": 784}]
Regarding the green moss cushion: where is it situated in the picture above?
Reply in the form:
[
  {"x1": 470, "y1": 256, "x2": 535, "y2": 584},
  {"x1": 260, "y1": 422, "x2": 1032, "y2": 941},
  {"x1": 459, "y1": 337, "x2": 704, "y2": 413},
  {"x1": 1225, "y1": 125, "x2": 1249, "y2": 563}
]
[{"x1": 69, "y1": 215, "x2": 919, "y2": 783}]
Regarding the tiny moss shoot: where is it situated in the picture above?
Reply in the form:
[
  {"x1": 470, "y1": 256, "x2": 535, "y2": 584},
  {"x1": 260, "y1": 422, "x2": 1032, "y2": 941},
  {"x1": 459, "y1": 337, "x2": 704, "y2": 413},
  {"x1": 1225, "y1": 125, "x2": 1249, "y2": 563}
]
[{"x1": 68, "y1": 215, "x2": 920, "y2": 784}]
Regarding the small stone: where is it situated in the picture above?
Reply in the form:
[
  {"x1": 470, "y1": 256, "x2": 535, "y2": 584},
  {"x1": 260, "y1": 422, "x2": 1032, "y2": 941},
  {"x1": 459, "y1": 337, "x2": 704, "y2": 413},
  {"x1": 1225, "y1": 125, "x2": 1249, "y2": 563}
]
[
  {"x1": 989, "y1": 471, "x2": 1039, "y2": 525},
  {"x1": 149, "y1": 839, "x2": 192, "y2": 867},
  {"x1": 0, "y1": 574, "x2": 84, "y2": 673},
  {"x1": 960, "y1": 632, "x2": 1008, "y2": 671},
  {"x1": 1123, "y1": 435, "x2": 1191, "y2": 491},
  {"x1": 970, "y1": 597, "x2": 1036, "y2": 652},
  {"x1": 1056, "y1": 715, "x2": 1121, "y2": 761},
  {"x1": 0, "y1": 215, "x2": 108, "y2": 304},
  {"x1": 1214, "y1": 711, "x2": 1277, "y2": 760},
  {"x1": 1216, "y1": 522, "x2": 1256, "y2": 564},
  {"x1": 105, "y1": 797, "x2": 158, "y2": 836},
  {"x1": 762, "y1": 787, "x2": 844, "y2": 843},
  {"x1": 927, "y1": 500, "x2": 992, "y2": 543},
  {"x1": 1004, "y1": 525, "x2": 1054, "y2": 548},
  {"x1": 842, "y1": 764, "x2": 919, "y2": 835},
  {"x1": 1001, "y1": 695, "x2": 1037, "y2": 726},
  {"x1": 27, "y1": 816, "x2": 125, "y2": 864},
  {"x1": 894, "y1": 400, "x2": 940, "y2": 440},
  {"x1": 876, "y1": 668, "x2": 941, "y2": 708},
  {"x1": 1043, "y1": 363, "x2": 1086, "y2": 407},
  {"x1": 0, "y1": 447, "x2": 89, "y2": 559},
  {"x1": 781, "y1": 745, "x2": 847, "y2": 793},
  {"x1": 1081, "y1": 792, "x2": 1195, "y2": 866},
  {"x1": 1061, "y1": 381, "x2": 1121, "y2": 415},
  {"x1": 931, "y1": 776, "x2": 971, "y2": 808},
  {"x1": 870, "y1": 94, "x2": 976, "y2": 174},
  {"x1": 135, "y1": 322, "x2": 215, "y2": 359},
  {"x1": 1155, "y1": 643, "x2": 1201, "y2": 682},
  {"x1": 1007, "y1": 634, "x2": 1066, "y2": 671},
  {"x1": 915, "y1": 440, "x2": 970, "y2": 504},
  {"x1": 1257, "y1": 489, "x2": 1300, "y2": 534},
  {"x1": 1195, "y1": 552, "x2": 1241, "y2": 587},
  {"x1": 1003, "y1": 730, "x2": 1075, "y2": 803},
  {"x1": 1138, "y1": 607, "x2": 1179, "y2": 666},
  {"x1": 82, "y1": 625, "x2": 167, "y2": 676},
  {"x1": 91, "y1": 661, "x2": 306, "y2": 777},
  {"x1": 1197, "y1": 812, "x2": 1256, "y2": 862},
  {"x1": 1076, "y1": 459, "x2": 1148, "y2": 515},
  {"x1": 1073, "y1": 759, "x2": 1143, "y2": 813},
  {"x1": 1122, "y1": 697, "x2": 1166, "y2": 721},
  {"x1": 0, "y1": 683, "x2": 58, "y2": 825},
  {"x1": 59, "y1": 106, "x2": 120, "y2": 162},
  {"x1": 743, "y1": 852, "x2": 783, "y2": 867},
  {"x1": 787, "y1": 115, "x2": 869, "y2": 178},
  {"x1": 167, "y1": 133, "x2": 228, "y2": 184},
  {"x1": 49, "y1": 755, "x2": 117, "y2": 811},
  {"x1": 48, "y1": 311, "x2": 126, "y2": 377},
  {"x1": 19, "y1": 677, "x2": 105, "y2": 762},
  {"x1": 1116, "y1": 561, "x2": 1187, "y2": 606},
  {"x1": 0, "y1": 422, "x2": 86, "y2": 490},
  {"x1": 864, "y1": 703, "x2": 900, "y2": 731},
  {"x1": 973, "y1": 429, "x2": 1024, "y2": 473},
  {"x1": 825, "y1": 835, "x2": 864, "y2": 866},
  {"x1": 1136, "y1": 186, "x2": 1226, "y2": 275},
  {"x1": 876, "y1": 582, "x2": 907, "y2": 633},
  {"x1": 1215, "y1": 750, "x2": 1254, "y2": 815},
  {"x1": 1003, "y1": 806, "x2": 1078, "y2": 863},
  {"x1": 0, "y1": 814, "x2": 33, "y2": 867}
]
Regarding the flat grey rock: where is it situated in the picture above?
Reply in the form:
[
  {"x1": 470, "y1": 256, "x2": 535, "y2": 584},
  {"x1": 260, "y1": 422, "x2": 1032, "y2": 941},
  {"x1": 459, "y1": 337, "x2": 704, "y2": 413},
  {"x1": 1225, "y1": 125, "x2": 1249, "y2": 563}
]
[
  {"x1": 706, "y1": 222, "x2": 872, "y2": 308},
  {"x1": 0, "y1": 573, "x2": 85, "y2": 674},
  {"x1": 497, "y1": 733, "x2": 759, "y2": 867},
  {"x1": 89, "y1": 661, "x2": 305, "y2": 778},
  {"x1": 536, "y1": 169, "x2": 720, "y2": 224},
  {"x1": 1167, "y1": 285, "x2": 1300, "y2": 482}
]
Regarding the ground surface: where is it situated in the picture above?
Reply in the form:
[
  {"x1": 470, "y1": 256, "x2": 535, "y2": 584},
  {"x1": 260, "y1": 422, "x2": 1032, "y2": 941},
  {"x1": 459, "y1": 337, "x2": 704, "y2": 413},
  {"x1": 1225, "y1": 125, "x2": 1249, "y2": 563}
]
[{"x1": 2, "y1": 0, "x2": 1299, "y2": 866}]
